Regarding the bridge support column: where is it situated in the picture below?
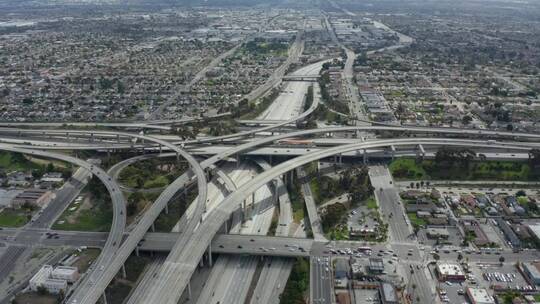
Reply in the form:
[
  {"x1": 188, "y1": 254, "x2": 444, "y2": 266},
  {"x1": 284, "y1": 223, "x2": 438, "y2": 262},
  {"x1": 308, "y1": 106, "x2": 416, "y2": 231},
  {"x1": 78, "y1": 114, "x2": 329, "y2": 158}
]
[
  {"x1": 289, "y1": 171, "x2": 294, "y2": 185},
  {"x1": 187, "y1": 282, "x2": 192, "y2": 299},
  {"x1": 236, "y1": 154, "x2": 240, "y2": 168},
  {"x1": 159, "y1": 144, "x2": 162, "y2": 154},
  {"x1": 363, "y1": 149, "x2": 368, "y2": 164},
  {"x1": 208, "y1": 244, "x2": 212, "y2": 267},
  {"x1": 135, "y1": 247, "x2": 140, "y2": 257},
  {"x1": 199, "y1": 258, "x2": 204, "y2": 268},
  {"x1": 269, "y1": 155, "x2": 273, "y2": 165},
  {"x1": 151, "y1": 223, "x2": 155, "y2": 232},
  {"x1": 102, "y1": 292, "x2": 108, "y2": 304},
  {"x1": 391, "y1": 145, "x2": 396, "y2": 160},
  {"x1": 121, "y1": 264, "x2": 127, "y2": 279},
  {"x1": 164, "y1": 204, "x2": 169, "y2": 215},
  {"x1": 242, "y1": 200, "x2": 247, "y2": 223},
  {"x1": 416, "y1": 144, "x2": 425, "y2": 162},
  {"x1": 117, "y1": 134, "x2": 120, "y2": 143}
]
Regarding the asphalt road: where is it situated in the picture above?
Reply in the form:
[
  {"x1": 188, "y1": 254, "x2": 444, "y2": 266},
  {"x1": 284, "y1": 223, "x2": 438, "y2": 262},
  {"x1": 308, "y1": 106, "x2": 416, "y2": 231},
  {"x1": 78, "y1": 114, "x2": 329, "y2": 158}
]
[
  {"x1": 310, "y1": 256, "x2": 333, "y2": 304},
  {"x1": 369, "y1": 166, "x2": 413, "y2": 242}
]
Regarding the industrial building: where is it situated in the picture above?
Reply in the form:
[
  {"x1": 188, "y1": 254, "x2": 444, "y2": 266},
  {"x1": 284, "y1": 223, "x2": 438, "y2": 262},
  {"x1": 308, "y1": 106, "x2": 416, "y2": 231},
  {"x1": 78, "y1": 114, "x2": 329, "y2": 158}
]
[
  {"x1": 29, "y1": 264, "x2": 79, "y2": 294},
  {"x1": 11, "y1": 188, "x2": 54, "y2": 208},
  {"x1": 29, "y1": 265, "x2": 68, "y2": 294},
  {"x1": 52, "y1": 266, "x2": 80, "y2": 283}
]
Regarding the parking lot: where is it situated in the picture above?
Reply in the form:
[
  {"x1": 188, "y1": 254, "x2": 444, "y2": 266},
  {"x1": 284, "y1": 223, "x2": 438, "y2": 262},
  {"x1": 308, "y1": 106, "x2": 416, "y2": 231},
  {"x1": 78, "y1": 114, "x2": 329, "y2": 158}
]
[
  {"x1": 418, "y1": 226, "x2": 463, "y2": 247},
  {"x1": 469, "y1": 263, "x2": 531, "y2": 291},
  {"x1": 352, "y1": 288, "x2": 379, "y2": 304}
]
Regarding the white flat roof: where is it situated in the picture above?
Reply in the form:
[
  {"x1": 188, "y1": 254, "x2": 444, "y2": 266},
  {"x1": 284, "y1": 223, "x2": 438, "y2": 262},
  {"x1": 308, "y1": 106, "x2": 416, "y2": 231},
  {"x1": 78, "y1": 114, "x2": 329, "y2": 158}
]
[{"x1": 437, "y1": 263, "x2": 464, "y2": 276}]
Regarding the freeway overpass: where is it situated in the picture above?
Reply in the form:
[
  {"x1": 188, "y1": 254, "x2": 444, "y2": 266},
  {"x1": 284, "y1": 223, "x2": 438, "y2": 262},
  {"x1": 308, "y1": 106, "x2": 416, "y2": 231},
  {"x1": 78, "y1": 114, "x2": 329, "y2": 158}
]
[{"x1": 136, "y1": 138, "x2": 540, "y2": 304}]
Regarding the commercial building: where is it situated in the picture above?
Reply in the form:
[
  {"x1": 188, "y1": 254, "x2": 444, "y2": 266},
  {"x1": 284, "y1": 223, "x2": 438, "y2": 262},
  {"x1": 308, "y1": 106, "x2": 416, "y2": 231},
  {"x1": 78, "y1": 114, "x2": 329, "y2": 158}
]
[
  {"x1": 379, "y1": 282, "x2": 398, "y2": 304},
  {"x1": 11, "y1": 188, "x2": 54, "y2": 208},
  {"x1": 426, "y1": 227, "x2": 450, "y2": 239},
  {"x1": 368, "y1": 258, "x2": 384, "y2": 274},
  {"x1": 521, "y1": 262, "x2": 540, "y2": 285},
  {"x1": 436, "y1": 263, "x2": 466, "y2": 281},
  {"x1": 51, "y1": 266, "x2": 79, "y2": 283},
  {"x1": 334, "y1": 259, "x2": 349, "y2": 279},
  {"x1": 494, "y1": 218, "x2": 521, "y2": 249},
  {"x1": 466, "y1": 287, "x2": 495, "y2": 304},
  {"x1": 527, "y1": 223, "x2": 540, "y2": 243}
]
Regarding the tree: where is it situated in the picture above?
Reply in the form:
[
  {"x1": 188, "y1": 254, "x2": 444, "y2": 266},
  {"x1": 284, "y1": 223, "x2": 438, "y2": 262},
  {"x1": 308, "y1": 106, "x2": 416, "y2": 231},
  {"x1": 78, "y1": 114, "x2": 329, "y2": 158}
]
[
  {"x1": 499, "y1": 256, "x2": 505, "y2": 265},
  {"x1": 432, "y1": 253, "x2": 440, "y2": 261},
  {"x1": 462, "y1": 115, "x2": 472, "y2": 125},
  {"x1": 515, "y1": 190, "x2": 526, "y2": 197},
  {"x1": 457, "y1": 253, "x2": 463, "y2": 261},
  {"x1": 37, "y1": 286, "x2": 48, "y2": 295},
  {"x1": 410, "y1": 182, "x2": 414, "y2": 189}
]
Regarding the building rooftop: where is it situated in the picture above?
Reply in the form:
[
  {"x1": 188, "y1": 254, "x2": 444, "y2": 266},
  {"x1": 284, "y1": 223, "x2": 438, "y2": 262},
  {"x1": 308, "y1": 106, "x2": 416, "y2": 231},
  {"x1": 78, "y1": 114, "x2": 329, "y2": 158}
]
[
  {"x1": 380, "y1": 282, "x2": 397, "y2": 302},
  {"x1": 466, "y1": 287, "x2": 495, "y2": 304},
  {"x1": 437, "y1": 263, "x2": 464, "y2": 276}
]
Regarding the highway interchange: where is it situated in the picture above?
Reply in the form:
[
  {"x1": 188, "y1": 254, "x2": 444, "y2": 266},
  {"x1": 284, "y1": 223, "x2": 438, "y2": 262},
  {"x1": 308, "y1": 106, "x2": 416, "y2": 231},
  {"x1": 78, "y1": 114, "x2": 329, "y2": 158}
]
[
  {"x1": 1, "y1": 20, "x2": 540, "y2": 304},
  {"x1": 1, "y1": 90, "x2": 540, "y2": 304}
]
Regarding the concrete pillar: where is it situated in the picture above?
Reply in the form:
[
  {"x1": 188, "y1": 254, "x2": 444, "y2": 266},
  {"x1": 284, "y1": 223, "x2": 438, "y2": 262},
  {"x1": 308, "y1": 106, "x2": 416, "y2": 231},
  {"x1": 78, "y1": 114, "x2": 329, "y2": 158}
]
[
  {"x1": 165, "y1": 204, "x2": 169, "y2": 215},
  {"x1": 116, "y1": 134, "x2": 120, "y2": 143},
  {"x1": 199, "y1": 258, "x2": 204, "y2": 268},
  {"x1": 242, "y1": 200, "x2": 247, "y2": 223},
  {"x1": 135, "y1": 247, "x2": 140, "y2": 257},
  {"x1": 187, "y1": 282, "x2": 192, "y2": 299},
  {"x1": 102, "y1": 292, "x2": 108, "y2": 304},
  {"x1": 151, "y1": 223, "x2": 155, "y2": 232},
  {"x1": 269, "y1": 154, "x2": 273, "y2": 165},
  {"x1": 121, "y1": 264, "x2": 127, "y2": 279},
  {"x1": 236, "y1": 154, "x2": 240, "y2": 168},
  {"x1": 159, "y1": 144, "x2": 162, "y2": 154},
  {"x1": 363, "y1": 149, "x2": 368, "y2": 164},
  {"x1": 208, "y1": 244, "x2": 213, "y2": 267}
]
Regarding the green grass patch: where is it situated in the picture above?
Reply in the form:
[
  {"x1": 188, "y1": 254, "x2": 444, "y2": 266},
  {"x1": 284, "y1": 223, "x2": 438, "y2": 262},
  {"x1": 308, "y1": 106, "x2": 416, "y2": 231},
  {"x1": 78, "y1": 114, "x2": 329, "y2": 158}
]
[
  {"x1": 0, "y1": 151, "x2": 42, "y2": 171},
  {"x1": 407, "y1": 212, "x2": 427, "y2": 227},
  {"x1": 0, "y1": 208, "x2": 32, "y2": 227},
  {"x1": 118, "y1": 158, "x2": 186, "y2": 189},
  {"x1": 390, "y1": 158, "x2": 537, "y2": 181},
  {"x1": 153, "y1": 189, "x2": 196, "y2": 232},
  {"x1": 389, "y1": 158, "x2": 427, "y2": 180},
  {"x1": 287, "y1": 175, "x2": 306, "y2": 224},
  {"x1": 327, "y1": 225, "x2": 349, "y2": 240},
  {"x1": 365, "y1": 197, "x2": 377, "y2": 210},
  {"x1": 53, "y1": 206, "x2": 112, "y2": 232},
  {"x1": 53, "y1": 180, "x2": 112, "y2": 232}
]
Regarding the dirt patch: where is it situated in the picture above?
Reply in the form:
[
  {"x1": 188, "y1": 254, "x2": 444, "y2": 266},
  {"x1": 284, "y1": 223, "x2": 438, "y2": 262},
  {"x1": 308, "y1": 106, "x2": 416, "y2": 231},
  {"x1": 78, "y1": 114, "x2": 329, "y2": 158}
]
[{"x1": 14, "y1": 291, "x2": 59, "y2": 304}]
